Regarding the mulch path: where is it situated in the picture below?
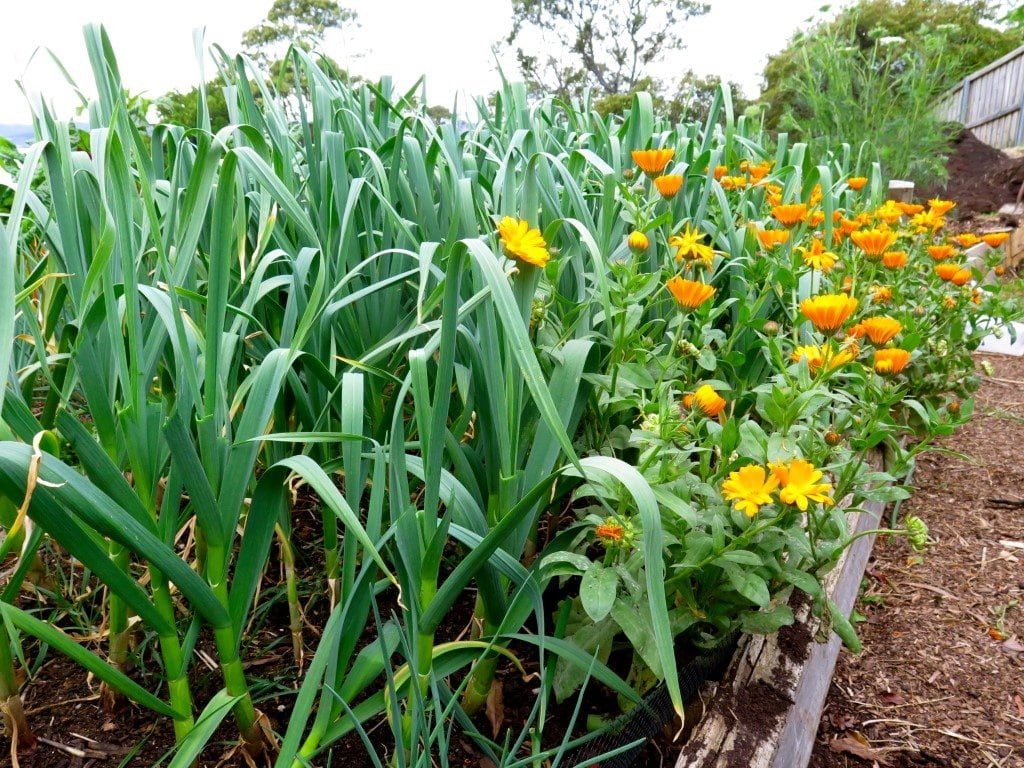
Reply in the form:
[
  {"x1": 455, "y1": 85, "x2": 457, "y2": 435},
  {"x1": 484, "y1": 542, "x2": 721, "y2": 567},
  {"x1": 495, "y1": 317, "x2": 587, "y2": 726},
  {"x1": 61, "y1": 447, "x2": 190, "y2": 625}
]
[{"x1": 810, "y1": 353, "x2": 1024, "y2": 768}]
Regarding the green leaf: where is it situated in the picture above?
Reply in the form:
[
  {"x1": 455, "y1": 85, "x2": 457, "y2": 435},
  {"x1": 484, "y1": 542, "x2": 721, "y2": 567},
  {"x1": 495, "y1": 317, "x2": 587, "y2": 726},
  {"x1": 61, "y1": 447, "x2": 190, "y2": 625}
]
[{"x1": 580, "y1": 562, "x2": 618, "y2": 623}]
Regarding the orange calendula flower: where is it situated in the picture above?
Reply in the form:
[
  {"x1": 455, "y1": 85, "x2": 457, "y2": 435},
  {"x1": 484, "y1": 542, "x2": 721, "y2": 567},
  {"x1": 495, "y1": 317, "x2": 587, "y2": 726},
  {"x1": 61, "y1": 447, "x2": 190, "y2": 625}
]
[
  {"x1": 690, "y1": 384, "x2": 727, "y2": 417},
  {"x1": 713, "y1": 164, "x2": 728, "y2": 180},
  {"x1": 797, "y1": 238, "x2": 837, "y2": 272},
  {"x1": 897, "y1": 202, "x2": 924, "y2": 216},
  {"x1": 927, "y1": 244, "x2": 957, "y2": 262},
  {"x1": 874, "y1": 348, "x2": 911, "y2": 375},
  {"x1": 772, "y1": 203, "x2": 809, "y2": 227},
  {"x1": 850, "y1": 228, "x2": 898, "y2": 258},
  {"x1": 756, "y1": 228, "x2": 790, "y2": 249},
  {"x1": 847, "y1": 176, "x2": 868, "y2": 191},
  {"x1": 800, "y1": 294, "x2": 859, "y2": 334},
  {"x1": 882, "y1": 250, "x2": 908, "y2": 269},
  {"x1": 770, "y1": 459, "x2": 834, "y2": 510},
  {"x1": 654, "y1": 174, "x2": 684, "y2": 199},
  {"x1": 748, "y1": 161, "x2": 772, "y2": 181},
  {"x1": 595, "y1": 520, "x2": 625, "y2": 545},
  {"x1": 805, "y1": 209, "x2": 825, "y2": 227},
  {"x1": 497, "y1": 217, "x2": 550, "y2": 268},
  {"x1": 632, "y1": 148, "x2": 674, "y2": 176},
  {"x1": 982, "y1": 231, "x2": 1010, "y2": 248},
  {"x1": 859, "y1": 316, "x2": 902, "y2": 344},
  {"x1": 627, "y1": 231, "x2": 649, "y2": 253},
  {"x1": 928, "y1": 198, "x2": 956, "y2": 216},
  {"x1": 935, "y1": 263, "x2": 960, "y2": 281},
  {"x1": 952, "y1": 233, "x2": 981, "y2": 248},
  {"x1": 667, "y1": 276, "x2": 715, "y2": 310},
  {"x1": 669, "y1": 224, "x2": 715, "y2": 267},
  {"x1": 871, "y1": 285, "x2": 893, "y2": 303},
  {"x1": 951, "y1": 268, "x2": 972, "y2": 286},
  {"x1": 722, "y1": 465, "x2": 779, "y2": 517}
]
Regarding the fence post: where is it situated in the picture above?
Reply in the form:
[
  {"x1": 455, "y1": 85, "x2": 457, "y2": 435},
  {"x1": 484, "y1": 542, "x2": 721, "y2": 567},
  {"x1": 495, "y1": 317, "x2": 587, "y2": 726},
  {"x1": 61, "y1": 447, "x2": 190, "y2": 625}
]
[{"x1": 958, "y1": 76, "x2": 972, "y2": 124}]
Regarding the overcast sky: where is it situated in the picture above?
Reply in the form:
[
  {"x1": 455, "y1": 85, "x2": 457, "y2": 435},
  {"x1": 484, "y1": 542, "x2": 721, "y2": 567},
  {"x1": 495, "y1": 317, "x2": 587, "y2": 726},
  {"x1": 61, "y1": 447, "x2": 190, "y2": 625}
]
[{"x1": 0, "y1": 0, "x2": 831, "y2": 124}]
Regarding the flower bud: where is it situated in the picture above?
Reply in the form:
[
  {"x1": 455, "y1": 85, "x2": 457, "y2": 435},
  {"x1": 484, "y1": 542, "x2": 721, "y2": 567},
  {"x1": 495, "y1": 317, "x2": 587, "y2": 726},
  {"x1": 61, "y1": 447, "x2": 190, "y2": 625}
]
[
  {"x1": 627, "y1": 231, "x2": 650, "y2": 253},
  {"x1": 763, "y1": 321, "x2": 780, "y2": 336},
  {"x1": 623, "y1": 168, "x2": 635, "y2": 181},
  {"x1": 824, "y1": 429, "x2": 842, "y2": 446},
  {"x1": 905, "y1": 515, "x2": 929, "y2": 552},
  {"x1": 947, "y1": 399, "x2": 960, "y2": 415}
]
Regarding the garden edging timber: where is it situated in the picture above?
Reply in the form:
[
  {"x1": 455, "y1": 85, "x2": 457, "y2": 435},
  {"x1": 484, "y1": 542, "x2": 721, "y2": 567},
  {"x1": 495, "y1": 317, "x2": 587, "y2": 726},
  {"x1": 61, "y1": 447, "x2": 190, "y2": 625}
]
[{"x1": 675, "y1": 447, "x2": 891, "y2": 768}]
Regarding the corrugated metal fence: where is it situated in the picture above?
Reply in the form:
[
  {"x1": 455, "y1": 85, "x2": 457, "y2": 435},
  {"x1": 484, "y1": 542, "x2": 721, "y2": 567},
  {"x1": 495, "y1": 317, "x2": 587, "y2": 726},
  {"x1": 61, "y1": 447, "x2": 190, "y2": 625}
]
[{"x1": 936, "y1": 42, "x2": 1024, "y2": 148}]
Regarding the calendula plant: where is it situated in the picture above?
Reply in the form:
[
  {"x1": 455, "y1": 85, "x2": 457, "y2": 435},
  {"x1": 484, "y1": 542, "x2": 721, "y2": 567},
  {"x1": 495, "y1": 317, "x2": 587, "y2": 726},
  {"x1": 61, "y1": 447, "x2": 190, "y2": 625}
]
[{"x1": 0, "y1": 25, "x2": 1017, "y2": 767}]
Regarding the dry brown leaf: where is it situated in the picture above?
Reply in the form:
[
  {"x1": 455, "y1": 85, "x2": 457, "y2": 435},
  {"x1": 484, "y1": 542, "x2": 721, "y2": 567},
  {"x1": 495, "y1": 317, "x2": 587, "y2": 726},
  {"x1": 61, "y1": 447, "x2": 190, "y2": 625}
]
[
  {"x1": 485, "y1": 680, "x2": 504, "y2": 737},
  {"x1": 829, "y1": 733, "x2": 892, "y2": 765}
]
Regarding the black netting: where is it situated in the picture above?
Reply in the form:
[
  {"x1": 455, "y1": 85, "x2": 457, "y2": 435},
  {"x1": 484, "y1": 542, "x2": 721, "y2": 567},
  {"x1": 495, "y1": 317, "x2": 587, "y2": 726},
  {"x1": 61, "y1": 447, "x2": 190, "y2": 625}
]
[{"x1": 565, "y1": 635, "x2": 738, "y2": 768}]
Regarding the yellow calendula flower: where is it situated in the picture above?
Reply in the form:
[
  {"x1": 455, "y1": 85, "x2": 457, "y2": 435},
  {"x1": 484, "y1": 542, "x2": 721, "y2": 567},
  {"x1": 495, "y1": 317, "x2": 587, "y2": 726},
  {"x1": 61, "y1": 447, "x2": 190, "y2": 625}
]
[
  {"x1": 654, "y1": 174, "x2": 684, "y2": 199},
  {"x1": 850, "y1": 228, "x2": 898, "y2": 258},
  {"x1": 982, "y1": 231, "x2": 1010, "y2": 248},
  {"x1": 800, "y1": 294, "x2": 859, "y2": 334},
  {"x1": 882, "y1": 250, "x2": 908, "y2": 269},
  {"x1": 858, "y1": 316, "x2": 902, "y2": 344},
  {"x1": 873, "y1": 347, "x2": 911, "y2": 375},
  {"x1": 772, "y1": 203, "x2": 809, "y2": 227},
  {"x1": 847, "y1": 176, "x2": 868, "y2": 191},
  {"x1": 897, "y1": 202, "x2": 923, "y2": 215},
  {"x1": 667, "y1": 276, "x2": 715, "y2": 310},
  {"x1": 910, "y1": 209, "x2": 945, "y2": 232},
  {"x1": 669, "y1": 224, "x2": 715, "y2": 267},
  {"x1": 770, "y1": 459, "x2": 834, "y2": 510},
  {"x1": 721, "y1": 175, "x2": 748, "y2": 190},
  {"x1": 497, "y1": 217, "x2": 550, "y2": 268},
  {"x1": 632, "y1": 148, "x2": 674, "y2": 176},
  {"x1": 871, "y1": 285, "x2": 893, "y2": 304},
  {"x1": 797, "y1": 238, "x2": 837, "y2": 272},
  {"x1": 627, "y1": 231, "x2": 650, "y2": 253},
  {"x1": 791, "y1": 343, "x2": 858, "y2": 373},
  {"x1": 874, "y1": 200, "x2": 904, "y2": 225},
  {"x1": 928, "y1": 198, "x2": 956, "y2": 216},
  {"x1": 722, "y1": 465, "x2": 779, "y2": 517}
]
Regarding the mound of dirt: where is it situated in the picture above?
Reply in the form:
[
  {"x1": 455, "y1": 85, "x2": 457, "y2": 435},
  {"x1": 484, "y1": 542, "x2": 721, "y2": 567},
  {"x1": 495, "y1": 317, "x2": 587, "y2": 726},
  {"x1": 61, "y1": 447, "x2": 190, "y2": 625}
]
[{"x1": 922, "y1": 128, "x2": 1020, "y2": 219}]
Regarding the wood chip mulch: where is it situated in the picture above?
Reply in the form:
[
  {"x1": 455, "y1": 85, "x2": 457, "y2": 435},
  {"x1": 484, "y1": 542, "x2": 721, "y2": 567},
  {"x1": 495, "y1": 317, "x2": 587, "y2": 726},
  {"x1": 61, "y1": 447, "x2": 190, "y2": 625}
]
[{"x1": 810, "y1": 353, "x2": 1024, "y2": 768}]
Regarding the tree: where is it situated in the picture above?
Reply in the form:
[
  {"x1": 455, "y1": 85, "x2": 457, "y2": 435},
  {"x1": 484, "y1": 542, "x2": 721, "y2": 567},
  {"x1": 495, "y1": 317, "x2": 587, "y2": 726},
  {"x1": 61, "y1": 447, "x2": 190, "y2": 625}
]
[
  {"x1": 592, "y1": 71, "x2": 749, "y2": 124},
  {"x1": 156, "y1": 76, "x2": 233, "y2": 131},
  {"x1": 241, "y1": 0, "x2": 358, "y2": 68},
  {"x1": 508, "y1": 0, "x2": 709, "y2": 100},
  {"x1": 761, "y1": 0, "x2": 1024, "y2": 130}
]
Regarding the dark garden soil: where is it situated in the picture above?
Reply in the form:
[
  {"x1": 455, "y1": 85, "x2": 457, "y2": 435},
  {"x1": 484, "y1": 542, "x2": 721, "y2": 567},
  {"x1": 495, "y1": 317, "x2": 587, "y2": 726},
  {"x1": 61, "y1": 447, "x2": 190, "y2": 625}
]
[
  {"x1": 922, "y1": 128, "x2": 1021, "y2": 222},
  {"x1": 810, "y1": 353, "x2": 1024, "y2": 768}
]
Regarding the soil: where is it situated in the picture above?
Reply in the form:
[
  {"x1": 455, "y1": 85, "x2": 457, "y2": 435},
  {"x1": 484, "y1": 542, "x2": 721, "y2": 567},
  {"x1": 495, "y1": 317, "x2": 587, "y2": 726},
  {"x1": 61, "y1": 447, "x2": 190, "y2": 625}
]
[
  {"x1": 810, "y1": 353, "x2": 1024, "y2": 768},
  {"x1": 923, "y1": 128, "x2": 1022, "y2": 222}
]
